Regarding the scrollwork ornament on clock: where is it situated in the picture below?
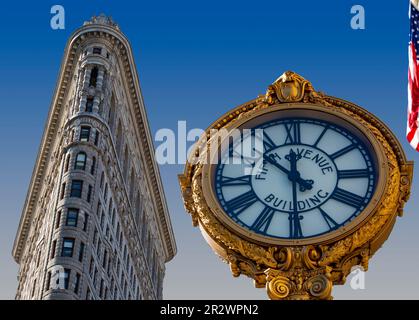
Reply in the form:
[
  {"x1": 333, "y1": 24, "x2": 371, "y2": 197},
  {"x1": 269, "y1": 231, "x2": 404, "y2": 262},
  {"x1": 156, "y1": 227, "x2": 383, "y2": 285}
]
[{"x1": 179, "y1": 71, "x2": 414, "y2": 300}]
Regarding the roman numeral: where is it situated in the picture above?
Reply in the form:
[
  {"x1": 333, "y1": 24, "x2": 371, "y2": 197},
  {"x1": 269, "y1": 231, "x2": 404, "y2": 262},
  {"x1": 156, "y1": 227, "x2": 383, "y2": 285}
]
[
  {"x1": 225, "y1": 190, "x2": 258, "y2": 216},
  {"x1": 284, "y1": 122, "x2": 301, "y2": 144},
  {"x1": 251, "y1": 206, "x2": 276, "y2": 233},
  {"x1": 330, "y1": 188, "x2": 365, "y2": 208},
  {"x1": 319, "y1": 208, "x2": 339, "y2": 230},
  {"x1": 330, "y1": 144, "x2": 357, "y2": 160},
  {"x1": 289, "y1": 214, "x2": 303, "y2": 239},
  {"x1": 337, "y1": 169, "x2": 370, "y2": 179},
  {"x1": 313, "y1": 126, "x2": 328, "y2": 147},
  {"x1": 220, "y1": 175, "x2": 251, "y2": 186},
  {"x1": 263, "y1": 131, "x2": 277, "y2": 151}
]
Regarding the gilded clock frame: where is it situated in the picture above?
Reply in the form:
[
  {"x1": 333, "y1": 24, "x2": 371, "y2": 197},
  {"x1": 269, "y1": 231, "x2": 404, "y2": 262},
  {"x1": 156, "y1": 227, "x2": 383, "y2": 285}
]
[{"x1": 179, "y1": 71, "x2": 414, "y2": 300}]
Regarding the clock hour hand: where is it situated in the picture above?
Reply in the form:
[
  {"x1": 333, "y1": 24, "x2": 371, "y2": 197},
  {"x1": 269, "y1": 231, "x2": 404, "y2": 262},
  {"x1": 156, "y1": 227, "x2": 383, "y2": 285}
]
[
  {"x1": 285, "y1": 150, "x2": 314, "y2": 192},
  {"x1": 263, "y1": 153, "x2": 313, "y2": 192}
]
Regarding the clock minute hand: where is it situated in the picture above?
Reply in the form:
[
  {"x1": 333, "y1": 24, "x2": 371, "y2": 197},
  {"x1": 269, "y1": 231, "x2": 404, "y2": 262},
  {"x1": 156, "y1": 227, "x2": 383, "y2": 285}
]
[
  {"x1": 287, "y1": 149, "x2": 303, "y2": 238},
  {"x1": 263, "y1": 154, "x2": 291, "y2": 175},
  {"x1": 263, "y1": 154, "x2": 313, "y2": 191}
]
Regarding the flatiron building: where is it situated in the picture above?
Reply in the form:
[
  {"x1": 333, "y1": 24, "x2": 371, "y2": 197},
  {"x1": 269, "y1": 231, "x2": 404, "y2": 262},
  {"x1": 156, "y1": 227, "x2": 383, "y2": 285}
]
[{"x1": 12, "y1": 15, "x2": 176, "y2": 300}]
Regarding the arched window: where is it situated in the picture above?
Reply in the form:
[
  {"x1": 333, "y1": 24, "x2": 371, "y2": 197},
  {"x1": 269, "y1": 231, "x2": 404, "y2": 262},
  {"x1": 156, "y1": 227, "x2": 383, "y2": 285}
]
[
  {"x1": 74, "y1": 152, "x2": 87, "y2": 170},
  {"x1": 91, "y1": 156, "x2": 96, "y2": 175},
  {"x1": 64, "y1": 154, "x2": 70, "y2": 172},
  {"x1": 89, "y1": 67, "x2": 98, "y2": 87}
]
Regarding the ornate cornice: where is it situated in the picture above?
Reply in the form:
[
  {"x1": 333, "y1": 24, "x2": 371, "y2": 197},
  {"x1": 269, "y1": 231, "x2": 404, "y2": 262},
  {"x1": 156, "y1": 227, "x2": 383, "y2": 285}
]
[{"x1": 13, "y1": 18, "x2": 176, "y2": 263}]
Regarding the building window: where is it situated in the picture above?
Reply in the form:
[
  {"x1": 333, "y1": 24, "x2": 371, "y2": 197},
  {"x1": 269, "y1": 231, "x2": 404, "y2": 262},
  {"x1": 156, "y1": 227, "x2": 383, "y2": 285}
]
[
  {"x1": 93, "y1": 228, "x2": 98, "y2": 245},
  {"x1": 89, "y1": 257, "x2": 94, "y2": 274},
  {"x1": 74, "y1": 152, "x2": 87, "y2": 170},
  {"x1": 64, "y1": 154, "x2": 70, "y2": 172},
  {"x1": 93, "y1": 47, "x2": 102, "y2": 55},
  {"x1": 104, "y1": 183, "x2": 108, "y2": 203},
  {"x1": 46, "y1": 272, "x2": 51, "y2": 290},
  {"x1": 86, "y1": 96, "x2": 94, "y2": 112},
  {"x1": 63, "y1": 269, "x2": 71, "y2": 290},
  {"x1": 61, "y1": 238, "x2": 75, "y2": 257},
  {"x1": 66, "y1": 208, "x2": 79, "y2": 227},
  {"x1": 100, "y1": 172, "x2": 104, "y2": 189},
  {"x1": 109, "y1": 94, "x2": 116, "y2": 132},
  {"x1": 36, "y1": 250, "x2": 41, "y2": 268},
  {"x1": 55, "y1": 210, "x2": 61, "y2": 229},
  {"x1": 86, "y1": 287, "x2": 91, "y2": 300},
  {"x1": 80, "y1": 126, "x2": 90, "y2": 142},
  {"x1": 99, "y1": 279, "x2": 104, "y2": 299},
  {"x1": 123, "y1": 146, "x2": 129, "y2": 181},
  {"x1": 87, "y1": 185, "x2": 92, "y2": 203},
  {"x1": 83, "y1": 213, "x2": 89, "y2": 231},
  {"x1": 74, "y1": 273, "x2": 81, "y2": 294},
  {"x1": 116, "y1": 121, "x2": 123, "y2": 157},
  {"x1": 111, "y1": 209, "x2": 116, "y2": 226},
  {"x1": 93, "y1": 267, "x2": 98, "y2": 286},
  {"x1": 91, "y1": 157, "x2": 96, "y2": 175},
  {"x1": 70, "y1": 180, "x2": 83, "y2": 198},
  {"x1": 103, "y1": 250, "x2": 108, "y2": 268},
  {"x1": 60, "y1": 182, "x2": 66, "y2": 200},
  {"x1": 100, "y1": 211, "x2": 105, "y2": 229},
  {"x1": 94, "y1": 130, "x2": 100, "y2": 146},
  {"x1": 50, "y1": 240, "x2": 57, "y2": 259},
  {"x1": 89, "y1": 67, "x2": 98, "y2": 87},
  {"x1": 96, "y1": 201, "x2": 101, "y2": 216},
  {"x1": 79, "y1": 242, "x2": 85, "y2": 262},
  {"x1": 31, "y1": 279, "x2": 37, "y2": 297}
]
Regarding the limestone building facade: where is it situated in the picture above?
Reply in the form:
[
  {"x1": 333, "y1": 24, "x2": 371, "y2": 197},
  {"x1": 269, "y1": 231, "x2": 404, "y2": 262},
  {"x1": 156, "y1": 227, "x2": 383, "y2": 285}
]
[{"x1": 12, "y1": 15, "x2": 176, "y2": 300}]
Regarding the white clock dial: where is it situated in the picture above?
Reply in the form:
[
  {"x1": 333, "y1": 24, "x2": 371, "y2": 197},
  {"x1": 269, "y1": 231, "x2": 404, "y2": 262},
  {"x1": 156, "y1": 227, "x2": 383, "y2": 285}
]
[{"x1": 214, "y1": 118, "x2": 376, "y2": 240}]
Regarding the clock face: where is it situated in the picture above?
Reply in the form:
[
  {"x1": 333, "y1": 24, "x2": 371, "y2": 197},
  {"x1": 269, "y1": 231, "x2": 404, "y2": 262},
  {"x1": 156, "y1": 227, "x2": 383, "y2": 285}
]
[{"x1": 214, "y1": 117, "x2": 377, "y2": 241}]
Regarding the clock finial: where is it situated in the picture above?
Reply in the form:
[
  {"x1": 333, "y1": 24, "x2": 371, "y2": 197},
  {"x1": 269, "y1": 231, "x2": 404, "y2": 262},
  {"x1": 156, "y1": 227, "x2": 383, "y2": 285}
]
[{"x1": 265, "y1": 71, "x2": 315, "y2": 103}]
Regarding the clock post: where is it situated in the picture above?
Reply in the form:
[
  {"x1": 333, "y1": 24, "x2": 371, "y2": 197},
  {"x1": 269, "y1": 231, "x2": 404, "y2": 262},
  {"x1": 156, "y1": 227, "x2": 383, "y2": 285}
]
[{"x1": 179, "y1": 71, "x2": 414, "y2": 300}]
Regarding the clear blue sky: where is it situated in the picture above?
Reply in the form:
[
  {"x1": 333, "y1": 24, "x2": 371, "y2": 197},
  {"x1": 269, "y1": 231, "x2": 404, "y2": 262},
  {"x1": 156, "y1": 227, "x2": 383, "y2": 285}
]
[{"x1": 0, "y1": 0, "x2": 418, "y2": 299}]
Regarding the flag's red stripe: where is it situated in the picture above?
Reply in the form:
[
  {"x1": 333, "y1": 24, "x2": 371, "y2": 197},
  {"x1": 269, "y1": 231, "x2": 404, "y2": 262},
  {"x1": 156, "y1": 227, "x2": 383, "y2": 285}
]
[{"x1": 408, "y1": 42, "x2": 419, "y2": 147}]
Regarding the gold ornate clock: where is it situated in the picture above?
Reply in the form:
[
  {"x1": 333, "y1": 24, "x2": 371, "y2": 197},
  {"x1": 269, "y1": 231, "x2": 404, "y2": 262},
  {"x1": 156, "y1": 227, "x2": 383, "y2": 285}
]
[{"x1": 179, "y1": 71, "x2": 414, "y2": 300}]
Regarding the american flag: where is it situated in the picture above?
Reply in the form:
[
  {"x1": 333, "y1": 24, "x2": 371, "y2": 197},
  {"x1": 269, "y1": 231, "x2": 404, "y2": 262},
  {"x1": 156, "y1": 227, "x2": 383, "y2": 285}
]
[{"x1": 408, "y1": 1, "x2": 419, "y2": 150}]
